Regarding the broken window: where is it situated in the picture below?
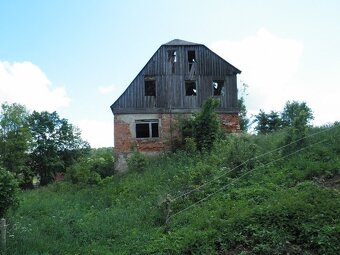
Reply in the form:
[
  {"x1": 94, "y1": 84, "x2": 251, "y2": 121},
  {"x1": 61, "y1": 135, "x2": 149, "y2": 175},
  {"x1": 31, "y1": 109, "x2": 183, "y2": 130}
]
[
  {"x1": 188, "y1": 50, "x2": 196, "y2": 72},
  {"x1": 135, "y1": 119, "x2": 159, "y2": 138},
  {"x1": 168, "y1": 50, "x2": 177, "y2": 73},
  {"x1": 185, "y1": 80, "x2": 197, "y2": 96},
  {"x1": 213, "y1": 80, "x2": 224, "y2": 96},
  {"x1": 144, "y1": 77, "x2": 156, "y2": 96}
]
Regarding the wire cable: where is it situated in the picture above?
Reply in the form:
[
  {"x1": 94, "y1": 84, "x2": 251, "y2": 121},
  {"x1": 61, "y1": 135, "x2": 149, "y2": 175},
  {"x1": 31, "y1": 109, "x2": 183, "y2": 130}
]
[
  {"x1": 172, "y1": 125, "x2": 338, "y2": 201},
  {"x1": 169, "y1": 138, "x2": 328, "y2": 219}
]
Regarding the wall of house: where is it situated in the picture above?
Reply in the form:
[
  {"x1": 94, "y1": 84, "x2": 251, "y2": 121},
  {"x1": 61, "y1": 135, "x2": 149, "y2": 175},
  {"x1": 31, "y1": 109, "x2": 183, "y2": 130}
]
[
  {"x1": 111, "y1": 44, "x2": 240, "y2": 114},
  {"x1": 114, "y1": 113, "x2": 173, "y2": 154},
  {"x1": 219, "y1": 113, "x2": 240, "y2": 133},
  {"x1": 114, "y1": 112, "x2": 240, "y2": 172},
  {"x1": 114, "y1": 112, "x2": 240, "y2": 154}
]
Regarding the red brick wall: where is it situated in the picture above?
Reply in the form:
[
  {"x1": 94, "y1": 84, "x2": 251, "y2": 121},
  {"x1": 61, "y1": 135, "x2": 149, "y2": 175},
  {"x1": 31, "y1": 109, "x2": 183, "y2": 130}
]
[
  {"x1": 114, "y1": 114, "x2": 173, "y2": 154},
  {"x1": 114, "y1": 112, "x2": 240, "y2": 153},
  {"x1": 114, "y1": 115, "x2": 132, "y2": 153},
  {"x1": 219, "y1": 113, "x2": 240, "y2": 133}
]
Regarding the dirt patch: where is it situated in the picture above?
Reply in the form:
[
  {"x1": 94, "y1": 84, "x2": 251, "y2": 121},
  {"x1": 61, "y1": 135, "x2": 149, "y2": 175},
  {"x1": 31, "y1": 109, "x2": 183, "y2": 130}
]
[{"x1": 316, "y1": 173, "x2": 340, "y2": 189}]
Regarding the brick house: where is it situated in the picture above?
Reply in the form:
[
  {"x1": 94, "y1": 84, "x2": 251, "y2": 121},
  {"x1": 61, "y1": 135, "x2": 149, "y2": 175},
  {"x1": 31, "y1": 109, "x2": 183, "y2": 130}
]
[{"x1": 110, "y1": 39, "x2": 241, "y2": 170}]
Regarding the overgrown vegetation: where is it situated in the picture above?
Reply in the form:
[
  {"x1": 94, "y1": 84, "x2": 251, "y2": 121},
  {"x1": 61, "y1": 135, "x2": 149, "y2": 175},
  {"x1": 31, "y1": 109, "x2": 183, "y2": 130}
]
[
  {"x1": 0, "y1": 103, "x2": 90, "y2": 188},
  {"x1": 178, "y1": 97, "x2": 220, "y2": 152},
  {"x1": 1, "y1": 98, "x2": 339, "y2": 254},
  {"x1": 3, "y1": 122, "x2": 339, "y2": 254},
  {"x1": 0, "y1": 167, "x2": 19, "y2": 218}
]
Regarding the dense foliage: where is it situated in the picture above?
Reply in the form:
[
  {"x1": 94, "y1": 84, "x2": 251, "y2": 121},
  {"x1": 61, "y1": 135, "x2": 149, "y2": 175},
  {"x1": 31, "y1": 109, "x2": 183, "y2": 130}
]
[
  {"x1": 4, "y1": 123, "x2": 340, "y2": 254},
  {"x1": 254, "y1": 101, "x2": 314, "y2": 134},
  {"x1": 0, "y1": 103, "x2": 89, "y2": 187},
  {"x1": 0, "y1": 167, "x2": 19, "y2": 218},
  {"x1": 29, "y1": 110, "x2": 90, "y2": 185},
  {"x1": 178, "y1": 97, "x2": 220, "y2": 152},
  {"x1": 0, "y1": 103, "x2": 32, "y2": 188}
]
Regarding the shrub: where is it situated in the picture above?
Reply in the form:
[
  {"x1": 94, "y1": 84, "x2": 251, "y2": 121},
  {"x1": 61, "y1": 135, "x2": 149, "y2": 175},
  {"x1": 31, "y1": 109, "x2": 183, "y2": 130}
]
[
  {"x1": 65, "y1": 158, "x2": 102, "y2": 185},
  {"x1": 193, "y1": 97, "x2": 220, "y2": 151},
  {"x1": 89, "y1": 148, "x2": 115, "y2": 178},
  {"x1": 127, "y1": 152, "x2": 149, "y2": 173},
  {"x1": 0, "y1": 167, "x2": 19, "y2": 217}
]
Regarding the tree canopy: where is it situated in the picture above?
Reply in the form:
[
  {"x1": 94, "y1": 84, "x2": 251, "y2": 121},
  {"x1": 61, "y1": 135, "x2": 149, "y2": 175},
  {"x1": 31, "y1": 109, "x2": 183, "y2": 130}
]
[{"x1": 0, "y1": 103, "x2": 89, "y2": 186}]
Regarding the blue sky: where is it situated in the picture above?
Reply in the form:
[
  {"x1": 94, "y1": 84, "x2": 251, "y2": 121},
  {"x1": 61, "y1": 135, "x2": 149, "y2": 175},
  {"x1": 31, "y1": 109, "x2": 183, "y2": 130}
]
[{"x1": 1, "y1": 0, "x2": 339, "y2": 147}]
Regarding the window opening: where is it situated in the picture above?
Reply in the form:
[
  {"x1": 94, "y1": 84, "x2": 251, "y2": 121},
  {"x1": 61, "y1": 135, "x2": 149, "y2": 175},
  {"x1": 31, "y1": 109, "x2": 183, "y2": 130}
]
[
  {"x1": 168, "y1": 50, "x2": 177, "y2": 74},
  {"x1": 188, "y1": 50, "x2": 196, "y2": 72},
  {"x1": 136, "y1": 120, "x2": 159, "y2": 138},
  {"x1": 185, "y1": 80, "x2": 197, "y2": 96},
  {"x1": 213, "y1": 80, "x2": 224, "y2": 96},
  {"x1": 144, "y1": 77, "x2": 156, "y2": 96}
]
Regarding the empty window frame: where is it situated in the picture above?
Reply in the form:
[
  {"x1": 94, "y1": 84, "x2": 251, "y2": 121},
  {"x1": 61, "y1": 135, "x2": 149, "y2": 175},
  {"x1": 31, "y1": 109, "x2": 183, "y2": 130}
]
[
  {"x1": 144, "y1": 77, "x2": 156, "y2": 96},
  {"x1": 213, "y1": 80, "x2": 224, "y2": 96},
  {"x1": 188, "y1": 50, "x2": 196, "y2": 71},
  {"x1": 135, "y1": 119, "x2": 159, "y2": 138},
  {"x1": 185, "y1": 80, "x2": 197, "y2": 96},
  {"x1": 168, "y1": 50, "x2": 177, "y2": 73}
]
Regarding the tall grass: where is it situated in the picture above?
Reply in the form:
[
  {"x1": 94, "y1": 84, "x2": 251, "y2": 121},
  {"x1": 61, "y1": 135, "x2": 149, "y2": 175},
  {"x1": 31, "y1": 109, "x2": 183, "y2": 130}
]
[{"x1": 4, "y1": 124, "x2": 340, "y2": 254}]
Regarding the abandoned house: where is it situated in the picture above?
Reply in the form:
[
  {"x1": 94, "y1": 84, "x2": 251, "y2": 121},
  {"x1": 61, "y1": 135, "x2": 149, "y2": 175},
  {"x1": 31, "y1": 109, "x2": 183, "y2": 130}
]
[{"x1": 110, "y1": 39, "x2": 241, "y2": 169}]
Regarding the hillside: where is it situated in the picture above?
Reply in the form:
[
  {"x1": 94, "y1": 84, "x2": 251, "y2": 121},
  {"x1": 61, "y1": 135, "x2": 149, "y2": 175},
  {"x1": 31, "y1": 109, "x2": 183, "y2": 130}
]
[{"x1": 4, "y1": 124, "x2": 340, "y2": 255}]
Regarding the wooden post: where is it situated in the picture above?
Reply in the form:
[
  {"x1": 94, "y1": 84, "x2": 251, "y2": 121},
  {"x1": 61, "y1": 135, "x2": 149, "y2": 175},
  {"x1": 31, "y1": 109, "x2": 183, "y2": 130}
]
[
  {"x1": 163, "y1": 194, "x2": 173, "y2": 233},
  {"x1": 0, "y1": 218, "x2": 6, "y2": 248}
]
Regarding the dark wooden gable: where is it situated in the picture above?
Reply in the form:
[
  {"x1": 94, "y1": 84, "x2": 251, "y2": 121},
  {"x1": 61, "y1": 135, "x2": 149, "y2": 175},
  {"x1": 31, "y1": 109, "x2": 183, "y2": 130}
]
[{"x1": 111, "y1": 39, "x2": 241, "y2": 114}]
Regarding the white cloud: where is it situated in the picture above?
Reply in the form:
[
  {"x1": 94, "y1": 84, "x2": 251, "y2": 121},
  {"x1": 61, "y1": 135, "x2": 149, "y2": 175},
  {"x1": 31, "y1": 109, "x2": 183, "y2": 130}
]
[
  {"x1": 0, "y1": 61, "x2": 70, "y2": 111},
  {"x1": 211, "y1": 28, "x2": 304, "y2": 114},
  {"x1": 75, "y1": 119, "x2": 113, "y2": 148},
  {"x1": 211, "y1": 29, "x2": 340, "y2": 125}
]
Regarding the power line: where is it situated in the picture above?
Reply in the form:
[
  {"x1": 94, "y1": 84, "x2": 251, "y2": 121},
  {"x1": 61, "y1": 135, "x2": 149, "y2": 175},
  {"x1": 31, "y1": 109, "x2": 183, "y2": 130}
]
[
  {"x1": 169, "y1": 138, "x2": 328, "y2": 220},
  {"x1": 172, "y1": 125, "x2": 338, "y2": 202}
]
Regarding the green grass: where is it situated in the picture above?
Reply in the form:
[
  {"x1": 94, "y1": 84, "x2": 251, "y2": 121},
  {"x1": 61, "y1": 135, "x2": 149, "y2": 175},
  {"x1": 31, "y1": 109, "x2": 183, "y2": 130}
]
[{"x1": 4, "y1": 124, "x2": 340, "y2": 254}]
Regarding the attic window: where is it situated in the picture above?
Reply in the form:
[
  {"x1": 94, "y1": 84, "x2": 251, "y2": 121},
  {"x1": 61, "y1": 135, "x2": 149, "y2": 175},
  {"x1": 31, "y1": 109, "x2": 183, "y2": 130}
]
[
  {"x1": 185, "y1": 80, "x2": 197, "y2": 96},
  {"x1": 168, "y1": 50, "x2": 177, "y2": 73},
  {"x1": 168, "y1": 50, "x2": 177, "y2": 62},
  {"x1": 144, "y1": 77, "x2": 156, "y2": 96},
  {"x1": 188, "y1": 50, "x2": 196, "y2": 71},
  {"x1": 135, "y1": 119, "x2": 159, "y2": 138},
  {"x1": 213, "y1": 80, "x2": 224, "y2": 96}
]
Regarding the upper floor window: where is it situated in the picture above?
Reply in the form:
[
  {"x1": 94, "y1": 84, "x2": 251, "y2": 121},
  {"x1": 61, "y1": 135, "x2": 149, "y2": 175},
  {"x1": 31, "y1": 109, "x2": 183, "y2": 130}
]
[
  {"x1": 213, "y1": 80, "x2": 224, "y2": 96},
  {"x1": 188, "y1": 50, "x2": 196, "y2": 72},
  {"x1": 135, "y1": 119, "x2": 159, "y2": 138},
  {"x1": 168, "y1": 50, "x2": 177, "y2": 74},
  {"x1": 185, "y1": 80, "x2": 197, "y2": 96},
  {"x1": 144, "y1": 76, "x2": 156, "y2": 96}
]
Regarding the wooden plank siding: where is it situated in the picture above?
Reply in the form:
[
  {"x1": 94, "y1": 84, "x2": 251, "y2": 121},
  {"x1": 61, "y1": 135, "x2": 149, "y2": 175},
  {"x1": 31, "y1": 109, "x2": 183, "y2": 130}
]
[{"x1": 111, "y1": 41, "x2": 241, "y2": 114}]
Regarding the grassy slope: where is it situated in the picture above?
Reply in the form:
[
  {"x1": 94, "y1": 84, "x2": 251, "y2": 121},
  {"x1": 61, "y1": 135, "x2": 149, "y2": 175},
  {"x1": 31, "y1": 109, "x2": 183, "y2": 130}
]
[{"x1": 5, "y1": 125, "x2": 340, "y2": 255}]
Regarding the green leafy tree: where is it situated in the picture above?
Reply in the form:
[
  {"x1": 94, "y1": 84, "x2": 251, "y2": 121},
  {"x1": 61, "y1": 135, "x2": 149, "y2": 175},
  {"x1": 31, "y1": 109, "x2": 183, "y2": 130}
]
[
  {"x1": 254, "y1": 110, "x2": 282, "y2": 134},
  {"x1": 0, "y1": 167, "x2": 19, "y2": 218},
  {"x1": 0, "y1": 103, "x2": 33, "y2": 188},
  {"x1": 90, "y1": 148, "x2": 115, "y2": 177},
  {"x1": 29, "y1": 111, "x2": 89, "y2": 185},
  {"x1": 254, "y1": 110, "x2": 269, "y2": 134},
  {"x1": 283, "y1": 107, "x2": 312, "y2": 154},
  {"x1": 238, "y1": 97, "x2": 249, "y2": 132},
  {"x1": 281, "y1": 101, "x2": 314, "y2": 127},
  {"x1": 280, "y1": 101, "x2": 314, "y2": 154},
  {"x1": 193, "y1": 97, "x2": 220, "y2": 151},
  {"x1": 267, "y1": 111, "x2": 282, "y2": 131},
  {"x1": 238, "y1": 82, "x2": 250, "y2": 132}
]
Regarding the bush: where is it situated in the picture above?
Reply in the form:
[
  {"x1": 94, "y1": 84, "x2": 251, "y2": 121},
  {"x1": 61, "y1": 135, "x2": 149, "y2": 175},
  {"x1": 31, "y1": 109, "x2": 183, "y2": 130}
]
[
  {"x1": 0, "y1": 167, "x2": 19, "y2": 217},
  {"x1": 65, "y1": 158, "x2": 102, "y2": 185},
  {"x1": 89, "y1": 148, "x2": 115, "y2": 178},
  {"x1": 193, "y1": 97, "x2": 220, "y2": 151},
  {"x1": 127, "y1": 152, "x2": 149, "y2": 173}
]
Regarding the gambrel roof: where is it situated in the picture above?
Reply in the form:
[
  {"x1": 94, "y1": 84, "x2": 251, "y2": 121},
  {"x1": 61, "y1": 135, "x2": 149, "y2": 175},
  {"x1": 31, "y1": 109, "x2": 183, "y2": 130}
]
[
  {"x1": 111, "y1": 39, "x2": 241, "y2": 114},
  {"x1": 163, "y1": 39, "x2": 201, "y2": 46}
]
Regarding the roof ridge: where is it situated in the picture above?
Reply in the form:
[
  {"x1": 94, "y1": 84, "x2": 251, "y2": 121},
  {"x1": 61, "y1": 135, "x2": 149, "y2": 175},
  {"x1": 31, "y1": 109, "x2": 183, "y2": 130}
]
[{"x1": 163, "y1": 39, "x2": 201, "y2": 46}]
